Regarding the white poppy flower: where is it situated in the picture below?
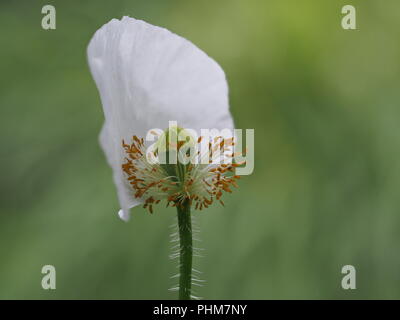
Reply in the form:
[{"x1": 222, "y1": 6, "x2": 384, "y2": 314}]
[{"x1": 87, "y1": 16, "x2": 238, "y2": 221}]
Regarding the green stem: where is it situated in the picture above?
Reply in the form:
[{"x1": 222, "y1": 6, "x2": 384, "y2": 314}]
[{"x1": 176, "y1": 199, "x2": 192, "y2": 300}]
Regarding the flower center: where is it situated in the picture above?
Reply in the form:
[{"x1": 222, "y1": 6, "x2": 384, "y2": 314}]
[{"x1": 121, "y1": 129, "x2": 242, "y2": 213}]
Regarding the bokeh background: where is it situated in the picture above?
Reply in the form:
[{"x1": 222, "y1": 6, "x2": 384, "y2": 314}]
[{"x1": 1, "y1": 0, "x2": 399, "y2": 299}]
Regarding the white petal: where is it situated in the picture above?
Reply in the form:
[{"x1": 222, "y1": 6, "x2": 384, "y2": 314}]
[
  {"x1": 88, "y1": 16, "x2": 234, "y2": 219},
  {"x1": 100, "y1": 125, "x2": 141, "y2": 220},
  {"x1": 118, "y1": 209, "x2": 131, "y2": 222}
]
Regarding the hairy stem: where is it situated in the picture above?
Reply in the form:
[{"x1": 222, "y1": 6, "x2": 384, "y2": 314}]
[{"x1": 177, "y1": 199, "x2": 192, "y2": 300}]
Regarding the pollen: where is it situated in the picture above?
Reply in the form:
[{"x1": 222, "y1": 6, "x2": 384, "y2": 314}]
[{"x1": 121, "y1": 133, "x2": 242, "y2": 213}]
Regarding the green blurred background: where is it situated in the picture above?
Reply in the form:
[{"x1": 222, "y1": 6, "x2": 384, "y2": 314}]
[{"x1": 1, "y1": 0, "x2": 399, "y2": 299}]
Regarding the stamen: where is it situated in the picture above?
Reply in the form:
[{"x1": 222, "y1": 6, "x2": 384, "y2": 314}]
[{"x1": 121, "y1": 133, "x2": 243, "y2": 213}]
